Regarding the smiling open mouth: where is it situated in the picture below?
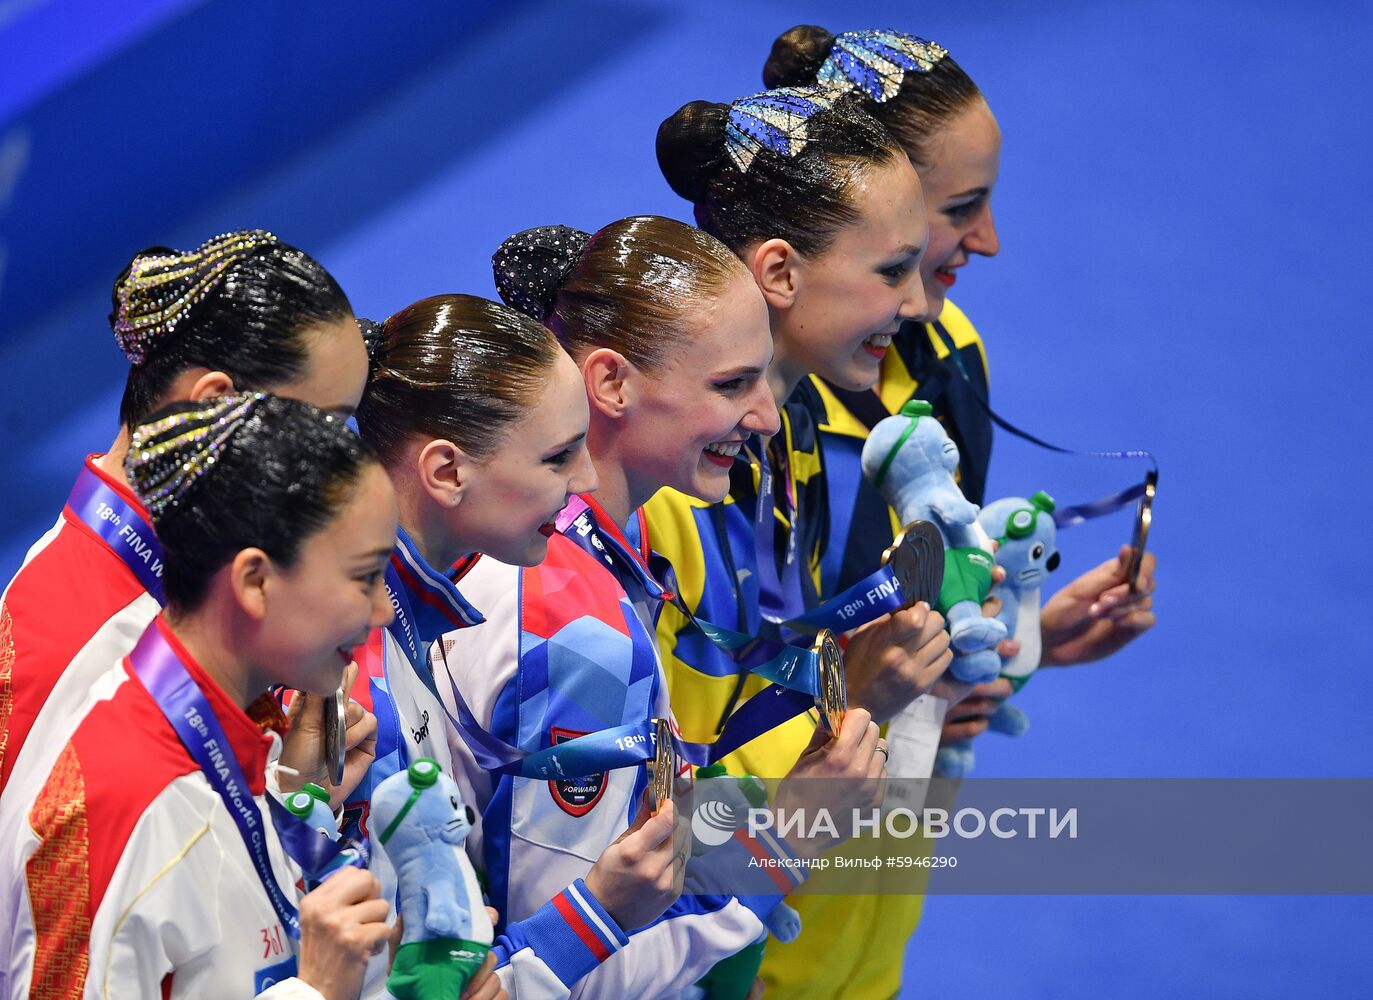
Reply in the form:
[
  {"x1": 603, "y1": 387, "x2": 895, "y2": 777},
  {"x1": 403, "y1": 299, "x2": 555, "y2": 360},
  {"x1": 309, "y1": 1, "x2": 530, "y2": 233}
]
[
  {"x1": 863, "y1": 332, "x2": 893, "y2": 357},
  {"x1": 704, "y1": 441, "x2": 743, "y2": 467}
]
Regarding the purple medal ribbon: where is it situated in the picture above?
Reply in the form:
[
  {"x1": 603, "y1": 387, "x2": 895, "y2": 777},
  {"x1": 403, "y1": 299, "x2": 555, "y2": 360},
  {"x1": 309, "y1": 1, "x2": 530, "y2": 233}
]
[
  {"x1": 129, "y1": 624, "x2": 364, "y2": 938},
  {"x1": 67, "y1": 466, "x2": 165, "y2": 603}
]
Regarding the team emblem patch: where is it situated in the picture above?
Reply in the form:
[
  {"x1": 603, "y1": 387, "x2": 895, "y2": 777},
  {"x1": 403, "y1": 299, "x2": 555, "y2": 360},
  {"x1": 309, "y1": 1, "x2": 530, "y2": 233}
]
[{"x1": 548, "y1": 727, "x2": 608, "y2": 817}]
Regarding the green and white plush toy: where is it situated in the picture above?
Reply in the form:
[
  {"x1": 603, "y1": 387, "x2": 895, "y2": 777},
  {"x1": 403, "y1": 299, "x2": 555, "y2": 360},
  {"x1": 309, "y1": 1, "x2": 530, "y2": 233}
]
[
  {"x1": 937, "y1": 493, "x2": 1061, "y2": 777},
  {"x1": 371, "y1": 758, "x2": 493, "y2": 999},
  {"x1": 862, "y1": 400, "x2": 1007, "y2": 683}
]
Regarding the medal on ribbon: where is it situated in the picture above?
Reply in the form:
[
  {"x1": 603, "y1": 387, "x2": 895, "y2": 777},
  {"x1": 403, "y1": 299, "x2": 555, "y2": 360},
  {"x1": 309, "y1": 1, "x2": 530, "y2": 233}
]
[
  {"x1": 322, "y1": 685, "x2": 347, "y2": 786},
  {"x1": 881, "y1": 520, "x2": 945, "y2": 610},
  {"x1": 813, "y1": 631, "x2": 846, "y2": 735},
  {"x1": 651, "y1": 717, "x2": 675, "y2": 812},
  {"x1": 1126, "y1": 469, "x2": 1157, "y2": 592}
]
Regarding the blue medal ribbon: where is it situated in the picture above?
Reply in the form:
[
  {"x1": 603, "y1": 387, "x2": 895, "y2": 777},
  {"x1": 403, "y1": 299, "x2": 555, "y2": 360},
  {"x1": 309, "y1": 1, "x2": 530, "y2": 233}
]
[
  {"x1": 129, "y1": 624, "x2": 365, "y2": 939},
  {"x1": 67, "y1": 465, "x2": 165, "y2": 603},
  {"x1": 928, "y1": 328, "x2": 1158, "y2": 527},
  {"x1": 561, "y1": 496, "x2": 823, "y2": 700},
  {"x1": 560, "y1": 497, "x2": 825, "y2": 766},
  {"x1": 375, "y1": 528, "x2": 486, "y2": 777},
  {"x1": 740, "y1": 445, "x2": 917, "y2": 635},
  {"x1": 427, "y1": 642, "x2": 667, "y2": 778},
  {"x1": 750, "y1": 442, "x2": 808, "y2": 627},
  {"x1": 375, "y1": 529, "x2": 652, "y2": 782},
  {"x1": 435, "y1": 498, "x2": 826, "y2": 779},
  {"x1": 779, "y1": 563, "x2": 912, "y2": 634}
]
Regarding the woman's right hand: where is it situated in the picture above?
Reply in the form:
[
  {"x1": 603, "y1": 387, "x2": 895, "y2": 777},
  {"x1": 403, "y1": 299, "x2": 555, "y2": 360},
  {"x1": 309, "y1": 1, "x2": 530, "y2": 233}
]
[
  {"x1": 774, "y1": 709, "x2": 887, "y2": 859},
  {"x1": 583, "y1": 793, "x2": 685, "y2": 931},
  {"x1": 296, "y1": 866, "x2": 392, "y2": 1000},
  {"x1": 843, "y1": 604, "x2": 953, "y2": 723}
]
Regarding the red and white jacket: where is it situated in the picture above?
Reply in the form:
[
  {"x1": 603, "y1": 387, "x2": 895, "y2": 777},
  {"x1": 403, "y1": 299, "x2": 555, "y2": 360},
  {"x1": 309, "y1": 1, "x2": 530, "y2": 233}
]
[
  {"x1": 2, "y1": 618, "x2": 324, "y2": 999},
  {"x1": 0, "y1": 456, "x2": 162, "y2": 796}
]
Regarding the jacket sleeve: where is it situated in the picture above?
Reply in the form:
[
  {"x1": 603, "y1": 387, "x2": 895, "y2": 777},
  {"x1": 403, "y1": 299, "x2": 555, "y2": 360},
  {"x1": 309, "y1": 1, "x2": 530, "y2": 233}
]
[{"x1": 490, "y1": 878, "x2": 629, "y2": 999}]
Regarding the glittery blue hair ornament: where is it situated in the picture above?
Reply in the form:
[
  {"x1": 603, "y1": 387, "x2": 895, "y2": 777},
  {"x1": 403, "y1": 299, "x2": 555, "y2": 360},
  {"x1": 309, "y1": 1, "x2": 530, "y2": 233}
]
[
  {"x1": 817, "y1": 30, "x2": 948, "y2": 103},
  {"x1": 725, "y1": 86, "x2": 842, "y2": 173},
  {"x1": 126, "y1": 392, "x2": 266, "y2": 522}
]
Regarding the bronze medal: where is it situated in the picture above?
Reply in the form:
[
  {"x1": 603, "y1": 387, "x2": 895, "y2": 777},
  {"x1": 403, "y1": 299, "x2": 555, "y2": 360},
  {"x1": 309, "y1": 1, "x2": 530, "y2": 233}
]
[
  {"x1": 651, "y1": 717, "x2": 675, "y2": 812},
  {"x1": 813, "y1": 629, "x2": 846, "y2": 735},
  {"x1": 1126, "y1": 470, "x2": 1157, "y2": 592},
  {"x1": 881, "y1": 520, "x2": 945, "y2": 609},
  {"x1": 323, "y1": 685, "x2": 347, "y2": 786}
]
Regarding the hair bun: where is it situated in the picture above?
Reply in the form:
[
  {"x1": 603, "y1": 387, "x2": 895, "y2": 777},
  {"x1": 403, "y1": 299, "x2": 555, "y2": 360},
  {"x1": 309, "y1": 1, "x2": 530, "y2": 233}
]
[
  {"x1": 109, "y1": 229, "x2": 278, "y2": 365},
  {"x1": 656, "y1": 101, "x2": 730, "y2": 203},
  {"x1": 126, "y1": 392, "x2": 267, "y2": 522},
  {"x1": 492, "y1": 225, "x2": 593, "y2": 321},
  {"x1": 762, "y1": 25, "x2": 836, "y2": 88}
]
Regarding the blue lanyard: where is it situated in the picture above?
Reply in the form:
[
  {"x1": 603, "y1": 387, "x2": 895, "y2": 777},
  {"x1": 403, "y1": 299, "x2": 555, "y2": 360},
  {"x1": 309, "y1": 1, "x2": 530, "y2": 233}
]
[
  {"x1": 558, "y1": 497, "x2": 823, "y2": 766},
  {"x1": 928, "y1": 327, "x2": 1158, "y2": 527},
  {"x1": 129, "y1": 624, "x2": 365, "y2": 938},
  {"x1": 381, "y1": 530, "x2": 485, "y2": 667},
  {"x1": 563, "y1": 497, "x2": 824, "y2": 697},
  {"x1": 66, "y1": 466, "x2": 165, "y2": 604},
  {"x1": 378, "y1": 533, "x2": 640, "y2": 781},
  {"x1": 750, "y1": 441, "x2": 807, "y2": 627},
  {"x1": 736, "y1": 446, "x2": 925, "y2": 636}
]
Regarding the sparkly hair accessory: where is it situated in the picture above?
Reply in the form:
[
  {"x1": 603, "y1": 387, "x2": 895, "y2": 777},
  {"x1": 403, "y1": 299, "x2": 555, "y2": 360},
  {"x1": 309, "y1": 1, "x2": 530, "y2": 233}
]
[
  {"x1": 125, "y1": 393, "x2": 265, "y2": 522},
  {"x1": 113, "y1": 229, "x2": 279, "y2": 365},
  {"x1": 817, "y1": 30, "x2": 948, "y2": 103},
  {"x1": 725, "y1": 86, "x2": 842, "y2": 173},
  {"x1": 492, "y1": 225, "x2": 593, "y2": 321},
  {"x1": 358, "y1": 317, "x2": 385, "y2": 372}
]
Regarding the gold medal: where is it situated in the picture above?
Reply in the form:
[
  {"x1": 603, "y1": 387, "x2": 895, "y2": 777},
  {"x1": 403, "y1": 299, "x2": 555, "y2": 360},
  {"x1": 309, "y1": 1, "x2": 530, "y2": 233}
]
[
  {"x1": 813, "y1": 629, "x2": 846, "y2": 735},
  {"x1": 323, "y1": 685, "x2": 347, "y2": 786},
  {"x1": 1126, "y1": 470, "x2": 1157, "y2": 592},
  {"x1": 651, "y1": 717, "x2": 675, "y2": 812},
  {"x1": 881, "y1": 520, "x2": 945, "y2": 609}
]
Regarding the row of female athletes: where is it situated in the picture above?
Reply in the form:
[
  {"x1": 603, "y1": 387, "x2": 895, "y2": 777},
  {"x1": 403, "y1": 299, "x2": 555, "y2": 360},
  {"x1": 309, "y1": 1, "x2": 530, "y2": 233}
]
[{"x1": 0, "y1": 23, "x2": 1156, "y2": 1000}]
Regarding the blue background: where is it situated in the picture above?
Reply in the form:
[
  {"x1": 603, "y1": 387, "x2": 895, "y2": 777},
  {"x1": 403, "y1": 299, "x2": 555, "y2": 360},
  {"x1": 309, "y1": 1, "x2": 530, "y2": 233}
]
[{"x1": 2, "y1": 1, "x2": 1369, "y2": 995}]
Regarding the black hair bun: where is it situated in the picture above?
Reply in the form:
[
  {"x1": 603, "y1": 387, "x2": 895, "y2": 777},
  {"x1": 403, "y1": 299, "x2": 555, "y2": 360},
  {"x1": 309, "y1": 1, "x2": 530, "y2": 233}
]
[
  {"x1": 762, "y1": 25, "x2": 836, "y2": 88},
  {"x1": 656, "y1": 101, "x2": 730, "y2": 203},
  {"x1": 492, "y1": 225, "x2": 593, "y2": 321}
]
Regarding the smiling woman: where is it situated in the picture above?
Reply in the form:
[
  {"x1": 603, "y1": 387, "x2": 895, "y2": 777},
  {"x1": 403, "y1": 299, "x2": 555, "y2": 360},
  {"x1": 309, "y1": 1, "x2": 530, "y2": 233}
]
[
  {"x1": 425, "y1": 214, "x2": 854, "y2": 999},
  {"x1": 657, "y1": 86, "x2": 929, "y2": 398},
  {"x1": 493, "y1": 216, "x2": 779, "y2": 519},
  {"x1": 1, "y1": 393, "x2": 399, "y2": 1000},
  {"x1": 645, "y1": 79, "x2": 966, "y2": 1000}
]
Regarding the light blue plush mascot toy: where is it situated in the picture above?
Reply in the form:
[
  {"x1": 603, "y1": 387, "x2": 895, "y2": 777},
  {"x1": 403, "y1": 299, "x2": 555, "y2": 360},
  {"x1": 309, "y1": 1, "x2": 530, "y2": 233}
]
[
  {"x1": 282, "y1": 782, "x2": 340, "y2": 837},
  {"x1": 281, "y1": 782, "x2": 355, "y2": 885},
  {"x1": 937, "y1": 492, "x2": 1061, "y2": 777},
  {"x1": 861, "y1": 400, "x2": 1007, "y2": 683},
  {"x1": 686, "y1": 764, "x2": 801, "y2": 1000},
  {"x1": 372, "y1": 758, "x2": 493, "y2": 999}
]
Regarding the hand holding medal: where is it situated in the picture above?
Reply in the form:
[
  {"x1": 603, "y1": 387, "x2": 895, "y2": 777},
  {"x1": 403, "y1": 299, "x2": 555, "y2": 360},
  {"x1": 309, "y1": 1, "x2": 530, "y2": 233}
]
[
  {"x1": 650, "y1": 717, "x2": 676, "y2": 813},
  {"x1": 280, "y1": 661, "x2": 378, "y2": 806},
  {"x1": 322, "y1": 685, "x2": 347, "y2": 786}
]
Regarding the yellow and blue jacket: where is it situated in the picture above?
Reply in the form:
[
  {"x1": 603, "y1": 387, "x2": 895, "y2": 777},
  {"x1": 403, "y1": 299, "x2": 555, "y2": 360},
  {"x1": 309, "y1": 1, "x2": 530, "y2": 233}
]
[{"x1": 644, "y1": 301, "x2": 992, "y2": 999}]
